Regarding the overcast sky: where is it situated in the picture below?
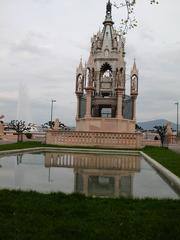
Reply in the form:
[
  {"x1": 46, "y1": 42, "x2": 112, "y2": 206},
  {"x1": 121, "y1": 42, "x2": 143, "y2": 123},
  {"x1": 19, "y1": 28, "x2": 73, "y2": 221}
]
[{"x1": 0, "y1": 0, "x2": 180, "y2": 125}]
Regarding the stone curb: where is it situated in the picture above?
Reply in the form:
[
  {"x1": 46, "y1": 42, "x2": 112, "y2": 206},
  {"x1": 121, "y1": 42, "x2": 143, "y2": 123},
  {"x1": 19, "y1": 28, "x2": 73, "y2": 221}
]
[
  {"x1": 0, "y1": 147, "x2": 139, "y2": 156},
  {"x1": 0, "y1": 148, "x2": 44, "y2": 156},
  {"x1": 140, "y1": 151, "x2": 180, "y2": 195}
]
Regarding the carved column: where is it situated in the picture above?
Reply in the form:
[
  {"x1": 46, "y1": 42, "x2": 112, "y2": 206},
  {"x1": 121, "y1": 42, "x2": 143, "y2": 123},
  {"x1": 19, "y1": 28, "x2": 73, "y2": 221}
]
[
  {"x1": 83, "y1": 174, "x2": 89, "y2": 196},
  {"x1": 114, "y1": 176, "x2": 120, "y2": 198},
  {"x1": 85, "y1": 87, "x2": 94, "y2": 118},
  {"x1": 76, "y1": 93, "x2": 82, "y2": 119},
  {"x1": 131, "y1": 95, "x2": 137, "y2": 120},
  {"x1": 96, "y1": 71, "x2": 100, "y2": 95},
  {"x1": 116, "y1": 87, "x2": 124, "y2": 119}
]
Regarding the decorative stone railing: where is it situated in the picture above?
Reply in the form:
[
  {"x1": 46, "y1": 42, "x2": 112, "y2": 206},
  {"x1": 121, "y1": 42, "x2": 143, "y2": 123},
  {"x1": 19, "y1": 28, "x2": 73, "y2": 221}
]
[
  {"x1": 45, "y1": 152, "x2": 140, "y2": 171},
  {"x1": 46, "y1": 130, "x2": 143, "y2": 149}
]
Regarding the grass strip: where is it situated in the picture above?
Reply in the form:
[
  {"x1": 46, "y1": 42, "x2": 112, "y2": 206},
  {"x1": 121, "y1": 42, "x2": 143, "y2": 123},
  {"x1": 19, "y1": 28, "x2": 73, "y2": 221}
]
[
  {"x1": 143, "y1": 146, "x2": 180, "y2": 177},
  {"x1": 0, "y1": 141, "x2": 45, "y2": 151},
  {"x1": 0, "y1": 141, "x2": 139, "y2": 152},
  {"x1": 0, "y1": 190, "x2": 180, "y2": 240}
]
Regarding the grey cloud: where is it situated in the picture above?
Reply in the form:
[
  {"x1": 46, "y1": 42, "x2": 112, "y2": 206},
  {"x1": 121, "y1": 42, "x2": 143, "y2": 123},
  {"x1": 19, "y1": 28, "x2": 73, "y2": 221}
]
[
  {"x1": 11, "y1": 40, "x2": 50, "y2": 56},
  {"x1": 69, "y1": 39, "x2": 89, "y2": 52},
  {"x1": 139, "y1": 28, "x2": 155, "y2": 42},
  {"x1": 30, "y1": 100, "x2": 76, "y2": 125},
  {"x1": 11, "y1": 32, "x2": 52, "y2": 57}
]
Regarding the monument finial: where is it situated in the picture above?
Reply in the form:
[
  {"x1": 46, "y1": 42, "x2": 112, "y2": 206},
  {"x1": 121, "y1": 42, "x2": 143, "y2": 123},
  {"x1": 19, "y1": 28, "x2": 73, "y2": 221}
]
[{"x1": 106, "y1": 0, "x2": 112, "y2": 15}]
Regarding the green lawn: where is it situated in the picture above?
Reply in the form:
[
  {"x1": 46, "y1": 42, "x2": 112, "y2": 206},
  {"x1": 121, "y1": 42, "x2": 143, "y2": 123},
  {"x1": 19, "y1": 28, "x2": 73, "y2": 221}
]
[
  {"x1": 0, "y1": 141, "x2": 44, "y2": 151},
  {"x1": 0, "y1": 141, "x2": 140, "y2": 151},
  {"x1": 143, "y1": 146, "x2": 180, "y2": 177},
  {"x1": 0, "y1": 190, "x2": 180, "y2": 240},
  {"x1": 0, "y1": 141, "x2": 81, "y2": 151}
]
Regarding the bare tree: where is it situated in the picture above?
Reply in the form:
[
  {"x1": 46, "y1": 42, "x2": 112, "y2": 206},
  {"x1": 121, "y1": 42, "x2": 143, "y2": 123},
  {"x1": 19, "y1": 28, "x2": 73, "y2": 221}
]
[
  {"x1": 136, "y1": 124, "x2": 143, "y2": 131},
  {"x1": 113, "y1": 0, "x2": 159, "y2": 34},
  {"x1": 9, "y1": 120, "x2": 30, "y2": 142},
  {"x1": 154, "y1": 125, "x2": 167, "y2": 147}
]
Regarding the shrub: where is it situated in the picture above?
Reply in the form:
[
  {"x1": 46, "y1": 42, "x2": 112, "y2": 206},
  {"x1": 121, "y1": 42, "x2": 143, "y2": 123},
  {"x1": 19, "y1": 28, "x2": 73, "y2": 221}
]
[{"x1": 25, "y1": 132, "x2": 32, "y2": 139}]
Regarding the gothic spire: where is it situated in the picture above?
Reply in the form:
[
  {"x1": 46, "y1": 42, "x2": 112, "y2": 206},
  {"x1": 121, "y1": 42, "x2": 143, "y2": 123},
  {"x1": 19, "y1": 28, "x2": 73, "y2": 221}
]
[
  {"x1": 76, "y1": 57, "x2": 84, "y2": 75},
  {"x1": 131, "y1": 59, "x2": 138, "y2": 76},
  {"x1": 79, "y1": 57, "x2": 83, "y2": 69}
]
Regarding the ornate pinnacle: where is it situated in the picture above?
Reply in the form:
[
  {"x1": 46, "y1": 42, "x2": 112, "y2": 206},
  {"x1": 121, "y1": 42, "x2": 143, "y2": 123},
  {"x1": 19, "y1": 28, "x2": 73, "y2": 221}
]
[
  {"x1": 131, "y1": 58, "x2": 138, "y2": 76},
  {"x1": 106, "y1": 0, "x2": 112, "y2": 15}
]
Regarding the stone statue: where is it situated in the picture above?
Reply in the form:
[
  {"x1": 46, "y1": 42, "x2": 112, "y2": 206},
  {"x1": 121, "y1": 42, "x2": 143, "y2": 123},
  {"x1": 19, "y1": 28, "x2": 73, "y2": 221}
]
[
  {"x1": 116, "y1": 70, "x2": 123, "y2": 88},
  {"x1": 97, "y1": 37, "x2": 101, "y2": 49},
  {"x1": 91, "y1": 39, "x2": 95, "y2": 52},
  {"x1": 166, "y1": 122, "x2": 173, "y2": 136},
  {"x1": 113, "y1": 37, "x2": 118, "y2": 49},
  {"x1": 131, "y1": 79, "x2": 135, "y2": 91},
  {"x1": 106, "y1": 0, "x2": 112, "y2": 14},
  {"x1": 131, "y1": 75, "x2": 137, "y2": 93},
  {"x1": 0, "y1": 115, "x2": 4, "y2": 139},
  {"x1": 0, "y1": 121, "x2": 4, "y2": 138},
  {"x1": 87, "y1": 69, "x2": 93, "y2": 86},
  {"x1": 77, "y1": 75, "x2": 83, "y2": 92},
  {"x1": 53, "y1": 118, "x2": 60, "y2": 130}
]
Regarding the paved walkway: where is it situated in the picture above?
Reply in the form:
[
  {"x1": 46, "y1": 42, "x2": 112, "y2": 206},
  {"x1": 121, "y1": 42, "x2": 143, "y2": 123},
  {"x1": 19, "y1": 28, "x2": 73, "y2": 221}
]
[
  {"x1": 0, "y1": 139, "x2": 16, "y2": 145},
  {"x1": 169, "y1": 144, "x2": 180, "y2": 154}
]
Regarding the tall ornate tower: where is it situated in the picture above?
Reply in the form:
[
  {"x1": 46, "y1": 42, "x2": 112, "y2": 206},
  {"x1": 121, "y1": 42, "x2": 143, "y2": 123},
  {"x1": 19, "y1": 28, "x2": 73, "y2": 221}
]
[{"x1": 75, "y1": 0, "x2": 138, "y2": 133}]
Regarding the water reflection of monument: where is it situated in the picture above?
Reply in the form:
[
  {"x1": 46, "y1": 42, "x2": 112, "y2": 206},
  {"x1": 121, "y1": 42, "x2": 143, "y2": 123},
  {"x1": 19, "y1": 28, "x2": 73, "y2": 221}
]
[{"x1": 45, "y1": 153, "x2": 140, "y2": 198}]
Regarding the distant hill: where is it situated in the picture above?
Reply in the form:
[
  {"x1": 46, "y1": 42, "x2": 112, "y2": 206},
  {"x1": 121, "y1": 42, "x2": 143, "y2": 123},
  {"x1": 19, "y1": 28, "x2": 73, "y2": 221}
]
[{"x1": 137, "y1": 119, "x2": 179, "y2": 131}]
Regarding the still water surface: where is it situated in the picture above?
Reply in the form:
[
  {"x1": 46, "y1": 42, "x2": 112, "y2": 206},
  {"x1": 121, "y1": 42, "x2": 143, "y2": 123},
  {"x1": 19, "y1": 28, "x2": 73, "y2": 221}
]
[{"x1": 0, "y1": 152, "x2": 179, "y2": 199}]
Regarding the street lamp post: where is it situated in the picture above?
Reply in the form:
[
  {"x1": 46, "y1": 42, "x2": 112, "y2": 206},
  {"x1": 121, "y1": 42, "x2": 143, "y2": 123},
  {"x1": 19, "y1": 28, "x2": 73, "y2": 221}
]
[
  {"x1": 175, "y1": 102, "x2": 179, "y2": 137},
  {"x1": 50, "y1": 99, "x2": 56, "y2": 128}
]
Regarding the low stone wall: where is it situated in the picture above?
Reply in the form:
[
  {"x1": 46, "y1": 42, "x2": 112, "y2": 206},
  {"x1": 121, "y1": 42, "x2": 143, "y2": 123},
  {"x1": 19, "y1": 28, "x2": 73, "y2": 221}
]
[
  {"x1": 142, "y1": 135, "x2": 177, "y2": 147},
  {"x1": 0, "y1": 124, "x2": 4, "y2": 139},
  {"x1": 31, "y1": 132, "x2": 46, "y2": 142},
  {"x1": 142, "y1": 139, "x2": 161, "y2": 147},
  {"x1": 167, "y1": 135, "x2": 177, "y2": 145},
  {"x1": 46, "y1": 130, "x2": 143, "y2": 149}
]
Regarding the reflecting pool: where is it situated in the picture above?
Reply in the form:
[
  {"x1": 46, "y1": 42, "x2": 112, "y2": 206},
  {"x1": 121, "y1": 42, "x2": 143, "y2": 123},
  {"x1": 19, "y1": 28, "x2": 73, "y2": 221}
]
[{"x1": 0, "y1": 152, "x2": 179, "y2": 199}]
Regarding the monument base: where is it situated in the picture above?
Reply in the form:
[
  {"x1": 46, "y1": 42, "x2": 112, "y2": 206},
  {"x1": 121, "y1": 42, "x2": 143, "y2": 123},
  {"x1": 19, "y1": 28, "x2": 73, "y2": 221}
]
[
  {"x1": 46, "y1": 130, "x2": 143, "y2": 149},
  {"x1": 76, "y1": 117, "x2": 136, "y2": 133}
]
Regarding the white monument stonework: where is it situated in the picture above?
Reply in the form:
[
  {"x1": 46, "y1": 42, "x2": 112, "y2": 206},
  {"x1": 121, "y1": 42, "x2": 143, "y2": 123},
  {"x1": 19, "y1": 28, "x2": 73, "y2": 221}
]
[
  {"x1": 75, "y1": 0, "x2": 138, "y2": 133},
  {"x1": 46, "y1": 0, "x2": 144, "y2": 149}
]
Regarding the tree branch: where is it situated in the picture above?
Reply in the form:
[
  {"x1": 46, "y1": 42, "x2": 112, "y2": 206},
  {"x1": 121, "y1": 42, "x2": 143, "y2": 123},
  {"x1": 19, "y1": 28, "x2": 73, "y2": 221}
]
[{"x1": 113, "y1": 0, "x2": 159, "y2": 35}]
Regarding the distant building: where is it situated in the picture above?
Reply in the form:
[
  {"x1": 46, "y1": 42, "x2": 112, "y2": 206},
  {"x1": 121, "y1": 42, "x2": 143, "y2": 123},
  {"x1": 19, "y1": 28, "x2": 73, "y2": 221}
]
[{"x1": 75, "y1": 0, "x2": 138, "y2": 133}]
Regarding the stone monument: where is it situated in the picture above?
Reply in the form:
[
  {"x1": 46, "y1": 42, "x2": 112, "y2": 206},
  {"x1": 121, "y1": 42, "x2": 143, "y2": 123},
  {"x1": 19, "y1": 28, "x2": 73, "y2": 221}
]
[
  {"x1": 46, "y1": 0, "x2": 143, "y2": 149},
  {"x1": 75, "y1": 0, "x2": 138, "y2": 133}
]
